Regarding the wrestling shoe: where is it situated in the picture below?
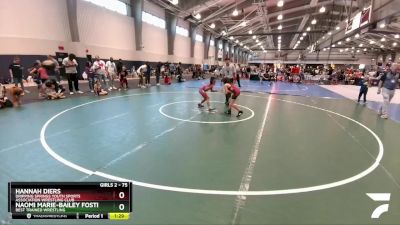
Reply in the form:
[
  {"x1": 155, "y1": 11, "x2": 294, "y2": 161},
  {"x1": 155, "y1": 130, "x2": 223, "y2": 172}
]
[{"x1": 236, "y1": 110, "x2": 243, "y2": 117}]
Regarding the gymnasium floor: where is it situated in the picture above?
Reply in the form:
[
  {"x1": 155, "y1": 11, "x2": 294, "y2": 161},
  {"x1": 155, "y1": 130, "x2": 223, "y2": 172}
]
[
  {"x1": 1, "y1": 80, "x2": 400, "y2": 225},
  {"x1": 321, "y1": 84, "x2": 400, "y2": 123}
]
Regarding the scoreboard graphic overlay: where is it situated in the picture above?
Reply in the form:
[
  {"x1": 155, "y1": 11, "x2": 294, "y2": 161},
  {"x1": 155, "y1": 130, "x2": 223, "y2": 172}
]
[{"x1": 8, "y1": 182, "x2": 132, "y2": 220}]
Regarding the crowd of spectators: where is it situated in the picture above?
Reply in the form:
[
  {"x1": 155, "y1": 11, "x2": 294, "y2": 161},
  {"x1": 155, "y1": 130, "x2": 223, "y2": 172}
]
[{"x1": 1, "y1": 54, "x2": 197, "y2": 107}]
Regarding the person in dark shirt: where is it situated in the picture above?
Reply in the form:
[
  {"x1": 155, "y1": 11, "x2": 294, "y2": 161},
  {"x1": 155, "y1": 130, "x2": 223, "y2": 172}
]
[
  {"x1": 145, "y1": 62, "x2": 151, "y2": 87},
  {"x1": 376, "y1": 63, "x2": 400, "y2": 119},
  {"x1": 156, "y1": 62, "x2": 162, "y2": 86},
  {"x1": 328, "y1": 66, "x2": 333, "y2": 76},
  {"x1": 176, "y1": 62, "x2": 185, "y2": 82},
  {"x1": 9, "y1": 56, "x2": 26, "y2": 94},
  {"x1": 85, "y1": 60, "x2": 95, "y2": 93},
  {"x1": 119, "y1": 66, "x2": 129, "y2": 90},
  {"x1": 116, "y1": 59, "x2": 123, "y2": 74},
  {"x1": 357, "y1": 74, "x2": 369, "y2": 104}
]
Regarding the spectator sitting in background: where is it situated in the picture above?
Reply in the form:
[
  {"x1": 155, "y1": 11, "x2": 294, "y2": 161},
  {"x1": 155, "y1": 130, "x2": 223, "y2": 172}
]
[
  {"x1": 0, "y1": 84, "x2": 13, "y2": 109},
  {"x1": 46, "y1": 79, "x2": 65, "y2": 94},
  {"x1": 44, "y1": 81, "x2": 65, "y2": 100},
  {"x1": 164, "y1": 74, "x2": 171, "y2": 85},
  {"x1": 94, "y1": 80, "x2": 108, "y2": 96}
]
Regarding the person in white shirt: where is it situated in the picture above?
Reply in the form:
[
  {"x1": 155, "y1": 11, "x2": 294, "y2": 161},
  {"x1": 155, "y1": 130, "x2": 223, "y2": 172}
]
[
  {"x1": 136, "y1": 64, "x2": 147, "y2": 88},
  {"x1": 92, "y1": 56, "x2": 108, "y2": 90},
  {"x1": 221, "y1": 58, "x2": 236, "y2": 79},
  {"x1": 221, "y1": 58, "x2": 236, "y2": 105},
  {"x1": 106, "y1": 57, "x2": 117, "y2": 90},
  {"x1": 62, "y1": 54, "x2": 83, "y2": 95}
]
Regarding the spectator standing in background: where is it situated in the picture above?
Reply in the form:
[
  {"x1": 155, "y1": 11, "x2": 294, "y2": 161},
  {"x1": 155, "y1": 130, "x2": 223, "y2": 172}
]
[
  {"x1": 137, "y1": 64, "x2": 147, "y2": 88},
  {"x1": 37, "y1": 63, "x2": 49, "y2": 98},
  {"x1": 221, "y1": 58, "x2": 236, "y2": 105},
  {"x1": 9, "y1": 56, "x2": 27, "y2": 94},
  {"x1": 85, "y1": 60, "x2": 95, "y2": 93},
  {"x1": 357, "y1": 74, "x2": 369, "y2": 104},
  {"x1": 221, "y1": 58, "x2": 236, "y2": 80},
  {"x1": 156, "y1": 62, "x2": 162, "y2": 86},
  {"x1": 47, "y1": 55, "x2": 60, "y2": 82},
  {"x1": 377, "y1": 63, "x2": 400, "y2": 119},
  {"x1": 163, "y1": 62, "x2": 169, "y2": 77},
  {"x1": 235, "y1": 63, "x2": 241, "y2": 87},
  {"x1": 177, "y1": 62, "x2": 184, "y2": 83},
  {"x1": 119, "y1": 66, "x2": 129, "y2": 90},
  {"x1": 28, "y1": 61, "x2": 40, "y2": 86},
  {"x1": 328, "y1": 66, "x2": 333, "y2": 76},
  {"x1": 177, "y1": 62, "x2": 182, "y2": 75},
  {"x1": 144, "y1": 62, "x2": 151, "y2": 87},
  {"x1": 116, "y1": 59, "x2": 124, "y2": 75},
  {"x1": 93, "y1": 56, "x2": 109, "y2": 91},
  {"x1": 169, "y1": 62, "x2": 176, "y2": 78},
  {"x1": 106, "y1": 57, "x2": 118, "y2": 90},
  {"x1": 62, "y1": 54, "x2": 82, "y2": 95}
]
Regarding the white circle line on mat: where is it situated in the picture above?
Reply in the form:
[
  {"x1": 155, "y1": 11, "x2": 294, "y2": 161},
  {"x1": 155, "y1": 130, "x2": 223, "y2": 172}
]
[
  {"x1": 39, "y1": 92, "x2": 384, "y2": 196},
  {"x1": 159, "y1": 100, "x2": 255, "y2": 124}
]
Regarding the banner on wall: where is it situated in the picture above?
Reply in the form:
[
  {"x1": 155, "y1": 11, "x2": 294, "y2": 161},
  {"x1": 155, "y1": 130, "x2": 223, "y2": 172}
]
[
  {"x1": 346, "y1": 11, "x2": 361, "y2": 34},
  {"x1": 345, "y1": 5, "x2": 371, "y2": 34},
  {"x1": 360, "y1": 6, "x2": 372, "y2": 27}
]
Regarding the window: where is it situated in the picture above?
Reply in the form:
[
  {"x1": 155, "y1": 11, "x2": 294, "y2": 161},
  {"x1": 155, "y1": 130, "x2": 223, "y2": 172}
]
[
  {"x1": 176, "y1": 26, "x2": 189, "y2": 37},
  {"x1": 142, "y1": 11, "x2": 166, "y2": 29},
  {"x1": 85, "y1": 0, "x2": 127, "y2": 15},
  {"x1": 218, "y1": 43, "x2": 223, "y2": 50},
  {"x1": 210, "y1": 40, "x2": 215, "y2": 46},
  {"x1": 195, "y1": 34, "x2": 203, "y2": 42}
]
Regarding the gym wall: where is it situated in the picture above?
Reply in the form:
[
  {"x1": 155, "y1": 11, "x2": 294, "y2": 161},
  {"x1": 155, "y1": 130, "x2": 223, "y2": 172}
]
[{"x1": 0, "y1": 0, "x2": 206, "y2": 80}]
